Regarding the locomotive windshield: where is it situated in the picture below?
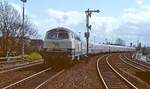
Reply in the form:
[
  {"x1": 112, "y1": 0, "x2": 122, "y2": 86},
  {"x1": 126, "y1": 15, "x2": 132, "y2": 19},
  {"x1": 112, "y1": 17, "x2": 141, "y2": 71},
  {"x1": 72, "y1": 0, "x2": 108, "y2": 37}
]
[
  {"x1": 47, "y1": 31, "x2": 57, "y2": 39},
  {"x1": 47, "y1": 29, "x2": 69, "y2": 40},
  {"x1": 58, "y1": 32, "x2": 69, "y2": 39}
]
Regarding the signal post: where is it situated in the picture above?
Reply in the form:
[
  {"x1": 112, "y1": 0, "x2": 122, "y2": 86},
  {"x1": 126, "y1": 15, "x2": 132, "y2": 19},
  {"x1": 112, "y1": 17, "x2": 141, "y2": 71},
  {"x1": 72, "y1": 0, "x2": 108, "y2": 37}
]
[{"x1": 85, "y1": 9, "x2": 100, "y2": 56}]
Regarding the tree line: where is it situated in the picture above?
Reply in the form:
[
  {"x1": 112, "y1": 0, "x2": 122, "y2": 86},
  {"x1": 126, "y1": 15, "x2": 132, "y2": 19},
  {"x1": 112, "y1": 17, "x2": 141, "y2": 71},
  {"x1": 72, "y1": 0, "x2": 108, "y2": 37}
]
[{"x1": 0, "y1": 1, "x2": 38, "y2": 56}]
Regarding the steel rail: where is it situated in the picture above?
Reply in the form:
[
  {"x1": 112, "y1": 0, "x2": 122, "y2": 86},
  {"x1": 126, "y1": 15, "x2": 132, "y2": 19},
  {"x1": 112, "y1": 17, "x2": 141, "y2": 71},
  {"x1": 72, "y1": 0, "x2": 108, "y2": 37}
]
[
  {"x1": 106, "y1": 56, "x2": 138, "y2": 89},
  {"x1": 119, "y1": 55, "x2": 145, "y2": 71},
  {"x1": 35, "y1": 69, "x2": 65, "y2": 89},
  {"x1": 0, "y1": 61, "x2": 43, "y2": 73},
  {"x1": 124, "y1": 55, "x2": 150, "y2": 70},
  {"x1": 96, "y1": 55, "x2": 109, "y2": 89},
  {"x1": 2, "y1": 67, "x2": 52, "y2": 89}
]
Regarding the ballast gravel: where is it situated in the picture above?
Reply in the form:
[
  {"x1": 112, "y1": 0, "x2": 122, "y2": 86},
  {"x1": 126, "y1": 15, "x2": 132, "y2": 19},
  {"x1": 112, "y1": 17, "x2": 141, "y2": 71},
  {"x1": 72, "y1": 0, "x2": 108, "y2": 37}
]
[{"x1": 40, "y1": 55, "x2": 103, "y2": 89}]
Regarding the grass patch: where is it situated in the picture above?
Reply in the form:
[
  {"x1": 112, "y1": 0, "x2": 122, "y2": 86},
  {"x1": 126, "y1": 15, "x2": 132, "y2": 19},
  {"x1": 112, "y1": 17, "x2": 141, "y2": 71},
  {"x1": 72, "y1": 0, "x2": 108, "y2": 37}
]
[{"x1": 25, "y1": 52, "x2": 43, "y2": 61}]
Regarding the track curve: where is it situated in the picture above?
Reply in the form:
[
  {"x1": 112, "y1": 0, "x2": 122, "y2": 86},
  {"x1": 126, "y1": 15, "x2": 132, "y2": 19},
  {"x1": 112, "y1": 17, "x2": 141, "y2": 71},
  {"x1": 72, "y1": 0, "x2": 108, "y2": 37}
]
[{"x1": 97, "y1": 54, "x2": 137, "y2": 89}]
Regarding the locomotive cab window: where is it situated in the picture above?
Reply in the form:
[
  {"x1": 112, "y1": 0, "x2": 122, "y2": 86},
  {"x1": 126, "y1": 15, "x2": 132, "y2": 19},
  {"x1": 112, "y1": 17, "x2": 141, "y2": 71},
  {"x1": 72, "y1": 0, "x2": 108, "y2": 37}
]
[
  {"x1": 47, "y1": 32, "x2": 57, "y2": 39},
  {"x1": 47, "y1": 29, "x2": 69, "y2": 40},
  {"x1": 58, "y1": 32, "x2": 69, "y2": 39}
]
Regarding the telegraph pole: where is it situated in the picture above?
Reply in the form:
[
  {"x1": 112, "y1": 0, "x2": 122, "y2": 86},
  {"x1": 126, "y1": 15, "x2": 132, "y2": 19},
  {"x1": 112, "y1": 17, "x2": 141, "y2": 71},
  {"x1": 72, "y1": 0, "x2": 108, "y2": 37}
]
[
  {"x1": 85, "y1": 8, "x2": 100, "y2": 56},
  {"x1": 20, "y1": 0, "x2": 27, "y2": 59}
]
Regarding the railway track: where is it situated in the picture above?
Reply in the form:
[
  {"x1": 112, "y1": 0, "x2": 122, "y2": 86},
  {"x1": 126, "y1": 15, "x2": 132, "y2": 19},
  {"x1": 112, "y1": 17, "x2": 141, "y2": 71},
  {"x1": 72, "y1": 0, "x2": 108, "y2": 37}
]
[
  {"x1": 123, "y1": 55, "x2": 150, "y2": 71},
  {"x1": 1, "y1": 66, "x2": 64, "y2": 89},
  {"x1": 0, "y1": 60, "x2": 44, "y2": 73},
  {"x1": 0, "y1": 60, "x2": 30, "y2": 69},
  {"x1": 0, "y1": 60, "x2": 25, "y2": 64},
  {"x1": 108, "y1": 54, "x2": 150, "y2": 89},
  {"x1": 0, "y1": 63, "x2": 51, "y2": 88},
  {"x1": 97, "y1": 55, "x2": 137, "y2": 89},
  {"x1": 120, "y1": 55, "x2": 150, "y2": 71},
  {"x1": 125, "y1": 53, "x2": 150, "y2": 66}
]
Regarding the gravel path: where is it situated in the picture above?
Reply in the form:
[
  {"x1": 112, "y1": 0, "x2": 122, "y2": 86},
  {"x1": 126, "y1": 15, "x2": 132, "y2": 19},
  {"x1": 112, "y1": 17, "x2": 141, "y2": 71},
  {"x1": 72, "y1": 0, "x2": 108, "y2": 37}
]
[{"x1": 40, "y1": 55, "x2": 103, "y2": 89}]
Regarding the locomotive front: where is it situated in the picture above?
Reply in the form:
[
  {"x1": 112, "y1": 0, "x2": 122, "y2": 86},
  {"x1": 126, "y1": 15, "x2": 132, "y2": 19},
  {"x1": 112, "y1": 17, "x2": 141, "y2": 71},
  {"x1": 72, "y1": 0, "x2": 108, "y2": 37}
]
[{"x1": 42, "y1": 27, "x2": 74, "y2": 65}]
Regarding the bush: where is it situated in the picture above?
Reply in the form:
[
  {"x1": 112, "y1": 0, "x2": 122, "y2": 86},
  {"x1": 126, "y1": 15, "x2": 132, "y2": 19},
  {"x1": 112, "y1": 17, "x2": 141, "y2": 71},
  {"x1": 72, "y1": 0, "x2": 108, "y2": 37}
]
[{"x1": 26, "y1": 52, "x2": 43, "y2": 60}]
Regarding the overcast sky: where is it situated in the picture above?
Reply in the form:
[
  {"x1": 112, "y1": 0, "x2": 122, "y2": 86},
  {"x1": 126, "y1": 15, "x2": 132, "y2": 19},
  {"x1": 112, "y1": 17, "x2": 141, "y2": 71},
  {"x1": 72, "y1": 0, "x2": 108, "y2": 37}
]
[{"x1": 7, "y1": 0, "x2": 150, "y2": 46}]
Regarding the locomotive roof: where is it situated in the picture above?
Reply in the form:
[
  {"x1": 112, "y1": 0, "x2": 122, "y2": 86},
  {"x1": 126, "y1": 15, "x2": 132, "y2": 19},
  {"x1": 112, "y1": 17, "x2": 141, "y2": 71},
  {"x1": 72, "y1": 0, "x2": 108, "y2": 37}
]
[
  {"x1": 47, "y1": 27, "x2": 79, "y2": 36},
  {"x1": 98, "y1": 44, "x2": 135, "y2": 49},
  {"x1": 48, "y1": 27, "x2": 74, "y2": 33}
]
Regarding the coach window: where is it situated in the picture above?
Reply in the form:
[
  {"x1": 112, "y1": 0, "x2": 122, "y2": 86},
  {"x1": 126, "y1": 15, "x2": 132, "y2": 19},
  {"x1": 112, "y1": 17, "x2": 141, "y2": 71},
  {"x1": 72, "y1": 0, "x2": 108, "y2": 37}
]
[
  {"x1": 75, "y1": 36, "x2": 77, "y2": 40},
  {"x1": 75, "y1": 36, "x2": 80, "y2": 41},
  {"x1": 77, "y1": 37, "x2": 81, "y2": 41},
  {"x1": 71, "y1": 33, "x2": 74, "y2": 39}
]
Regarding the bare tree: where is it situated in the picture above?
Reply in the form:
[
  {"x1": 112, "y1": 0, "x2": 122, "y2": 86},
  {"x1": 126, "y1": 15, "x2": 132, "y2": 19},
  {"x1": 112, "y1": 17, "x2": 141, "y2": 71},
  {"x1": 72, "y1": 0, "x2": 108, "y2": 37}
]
[{"x1": 0, "y1": 1, "x2": 38, "y2": 56}]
